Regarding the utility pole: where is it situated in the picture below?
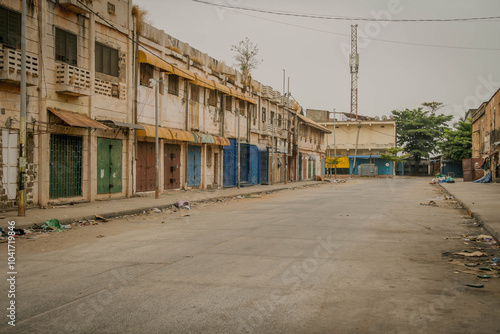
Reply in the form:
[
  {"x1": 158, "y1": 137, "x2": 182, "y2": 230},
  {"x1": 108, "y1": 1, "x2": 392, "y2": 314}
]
[
  {"x1": 271, "y1": 109, "x2": 274, "y2": 185},
  {"x1": 150, "y1": 78, "x2": 159, "y2": 199},
  {"x1": 333, "y1": 109, "x2": 337, "y2": 180},
  {"x1": 350, "y1": 24, "x2": 359, "y2": 120},
  {"x1": 237, "y1": 108, "x2": 240, "y2": 189},
  {"x1": 18, "y1": 0, "x2": 27, "y2": 216},
  {"x1": 351, "y1": 122, "x2": 361, "y2": 178}
]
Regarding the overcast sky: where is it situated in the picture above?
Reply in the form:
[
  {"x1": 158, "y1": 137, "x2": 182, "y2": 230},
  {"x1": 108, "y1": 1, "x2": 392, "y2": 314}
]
[{"x1": 133, "y1": 0, "x2": 500, "y2": 120}]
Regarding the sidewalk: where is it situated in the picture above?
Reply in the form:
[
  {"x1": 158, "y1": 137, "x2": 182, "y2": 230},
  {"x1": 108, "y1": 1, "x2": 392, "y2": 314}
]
[
  {"x1": 0, "y1": 181, "x2": 323, "y2": 229},
  {"x1": 439, "y1": 179, "x2": 500, "y2": 240}
]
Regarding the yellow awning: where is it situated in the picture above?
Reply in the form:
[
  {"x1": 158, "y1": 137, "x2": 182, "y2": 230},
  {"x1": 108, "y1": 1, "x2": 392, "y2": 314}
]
[
  {"x1": 169, "y1": 128, "x2": 195, "y2": 142},
  {"x1": 190, "y1": 74, "x2": 217, "y2": 90},
  {"x1": 138, "y1": 50, "x2": 174, "y2": 73},
  {"x1": 214, "y1": 136, "x2": 230, "y2": 146},
  {"x1": 170, "y1": 65, "x2": 196, "y2": 81},
  {"x1": 136, "y1": 124, "x2": 173, "y2": 140}
]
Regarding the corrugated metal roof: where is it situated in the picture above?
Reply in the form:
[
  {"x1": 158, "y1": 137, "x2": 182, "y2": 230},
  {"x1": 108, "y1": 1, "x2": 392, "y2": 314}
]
[
  {"x1": 137, "y1": 124, "x2": 173, "y2": 140},
  {"x1": 297, "y1": 114, "x2": 331, "y2": 134},
  {"x1": 48, "y1": 108, "x2": 111, "y2": 130},
  {"x1": 192, "y1": 132, "x2": 215, "y2": 144},
  {"x1": 101, "y1": 120, "x2": 145, "y2": 130}
]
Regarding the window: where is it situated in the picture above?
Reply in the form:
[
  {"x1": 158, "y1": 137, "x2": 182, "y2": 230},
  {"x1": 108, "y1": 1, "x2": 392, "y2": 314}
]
[
  {"x1": 278, "y1": 114, "x2": 282, "y2": 127},
  {"x1": 225, "y1": 96, "x2": 232, "y2": 112},
  {"x1": 95, "y1": 42, "x2": 119, "y2": 77},
  {"x1": 190, "y1": 84, "x2": 199, "y2": 102},
  {"x1": 239, "y1": 99, "x2": 245, "y2": 115},
  {"x1": 107, "y1": 2, "x2": 115, "y2": 15},
  {"x1": 208, "y1": 90, "x2": 217, "y2": 107},
  {"x1": 0, "y1": 5, "x2": 21, "y2": 49},
  {"x1": 55, "y1": 28, "x2": 77, "y2": 66},
  {"x1": 271, "y1": 111, "x2": 275, "y2": 125},
  {"x1": 168, "y1": 75, "x2": 179, "y2": 95},
  {"x1": 139, "y1": 63, "x2": 154, "y2": 86},
  {"x1": 250, "y1": 105, "x2": 256, "y2": 125},
  {"x1": 262, "y1": 107, "x2": 267, "y2": 123}
]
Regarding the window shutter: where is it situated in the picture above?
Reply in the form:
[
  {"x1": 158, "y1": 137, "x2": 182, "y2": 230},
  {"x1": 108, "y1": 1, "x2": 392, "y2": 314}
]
[
  {"x1": 55, "y1": 29, "x2": 65, "y2": 62},
  {"x1": 8, "y1": 10, "x2": 21, "y2": 49},
  {"x1": 95, "y1": 43, "x2": 103, "y2": 73},
  {"x1": 0, "y1": 7, "x2": 8, "y2": 45},
  {"x1": 102, "y1": 45, "x2": 111, "y2": 75},
  {"x1": 67, "y1": 32, "x2": 77, "y2": 65},
  {"x1": 110, "y1": 48, "x2": 119, "y2": 77}
]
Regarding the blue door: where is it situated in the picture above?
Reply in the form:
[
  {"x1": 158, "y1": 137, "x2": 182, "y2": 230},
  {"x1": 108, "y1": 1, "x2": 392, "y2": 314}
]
[
  {"x1": 187, "y1": 145, "x2": 201, "y2": 187},
  {"x1": 250, "y1": 145, "x2": 259, "y2": 184},
  {"x1": 223, "y1": 139, "x2": 237, "y2": 187},
  {"x1": 240, "y1": 143, "x2": 250, "y2": 183}
]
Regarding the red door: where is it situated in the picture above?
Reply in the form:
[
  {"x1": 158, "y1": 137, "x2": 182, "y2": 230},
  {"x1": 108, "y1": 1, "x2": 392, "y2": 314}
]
[
  {"x1": 164, "y1": 144, "x2": 181, "y2": 189},
  {"x1": 137, "y1": 142, "x2": 155, "y2": 192}
]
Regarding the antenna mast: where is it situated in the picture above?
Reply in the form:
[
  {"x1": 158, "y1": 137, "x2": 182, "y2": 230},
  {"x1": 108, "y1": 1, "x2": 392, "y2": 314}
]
[{"x1": 350, "y1": 24, "x2": 359, "y2": 120}]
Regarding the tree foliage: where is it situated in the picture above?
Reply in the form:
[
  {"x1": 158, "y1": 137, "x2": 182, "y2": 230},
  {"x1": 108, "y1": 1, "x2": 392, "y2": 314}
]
[
  {"x1": 421, "y1": 102, "x2": 444, "y2": 114},
  {"x1": 380, "y1": 147, "x2": 409, "y2": 177},
  {"x1": 437, "y1": 119, "x2": 472, "y2": 161},
  {"x1": 231, "y1": 37, "x2": 262, "y2": 79},
  {"x1": 391, "y1": 107, "x2": 452, "y2": 173}
]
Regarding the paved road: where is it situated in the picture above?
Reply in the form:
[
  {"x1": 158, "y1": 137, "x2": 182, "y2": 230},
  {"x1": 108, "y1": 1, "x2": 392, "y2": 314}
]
[{"x1": 1, "y1": 178, "x2": 499, "y2": 333}]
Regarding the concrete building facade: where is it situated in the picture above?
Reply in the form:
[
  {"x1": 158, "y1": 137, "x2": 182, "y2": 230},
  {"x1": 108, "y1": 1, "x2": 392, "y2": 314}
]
[
  {"x1": 471, "y1": 88, "x2": 500, "y2": 182},
  {"x1": 0, "y1": 0, "x2": 329, "y2": 208},
  {"x1": 307, "y1": 110, "x2": 397, "y2": 176}
]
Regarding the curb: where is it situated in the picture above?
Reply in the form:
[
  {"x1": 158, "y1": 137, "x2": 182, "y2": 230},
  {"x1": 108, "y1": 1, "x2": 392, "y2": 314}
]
[
  {"x1": 437, "y1": 184, "x2": 499, "y2": 242},
  {"x1": 18, "y1": 182, "x2": 324, "y2": 229}
]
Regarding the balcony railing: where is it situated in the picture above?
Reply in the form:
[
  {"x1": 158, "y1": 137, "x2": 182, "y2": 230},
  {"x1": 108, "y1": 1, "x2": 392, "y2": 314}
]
[
  {"x1": 0, "y1": 46, "x2": 38, "y2": 86},
  {"x1": 56, "y1": 63, "x2": 91, "y2": 96},
  {"x1": 57, "y1": 0, "x2": 92, "y2": 14}
]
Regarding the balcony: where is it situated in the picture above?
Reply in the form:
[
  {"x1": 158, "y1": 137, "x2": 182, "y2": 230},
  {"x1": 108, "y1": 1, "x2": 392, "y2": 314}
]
[
  {"x1": 57, "y1": 0, "x2": 92, "y2": 14},
  {"x1": 0, "y1": 47, "x2": 38, "y2": 86},
  {"x1": 56, "y1": 63, "x2": 91, "y2": 96}
]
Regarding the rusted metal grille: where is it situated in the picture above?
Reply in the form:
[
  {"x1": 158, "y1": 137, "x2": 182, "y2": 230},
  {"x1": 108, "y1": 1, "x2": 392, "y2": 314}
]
[{"x1": 49, "y1": 134, "x2": 83, "y2": 198}]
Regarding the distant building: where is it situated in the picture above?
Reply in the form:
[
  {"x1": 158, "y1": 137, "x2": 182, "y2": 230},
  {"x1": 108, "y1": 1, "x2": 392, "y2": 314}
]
[
  {"x1": 471, "y1": 88, "x2": 500, "y2": 182},
  {"x1": 306, "y1": 110, "x2": 397, "y2": 176}
]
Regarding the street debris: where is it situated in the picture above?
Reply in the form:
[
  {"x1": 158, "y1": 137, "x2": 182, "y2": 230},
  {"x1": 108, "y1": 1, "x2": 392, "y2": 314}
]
[
  {"x1": 42, "y1": 219, "x2": 62, "y2": 230},
  {"x1": 96, "y1": 235, "x2": 105, "y2": 238},
  {"x1": 455, "y1": 251, "x2": 487, "y2": 257},
  {"x1": 462, "y1": 234, "x2": 497, "y2": 245},
  {"x1": 95, "y1": 214, "x2": 110, "y2": 222},
  {"x1": 420, "y1": 200, "x2": 437, "y2": 206},
  {"x1": 430, "y1": 175, "x2": 455, "y2": 184},
  {"x1": 180, "y1": 213, "x2": 190, "y2": 217},
  {"x1": 477, "y1": 274, "x2": 492, "y2": 279},
  {"x1": 174, "y1": 200, "x2": 191, "y2": 210},
  {"x1": 150, "y1": 208, "x2": 161, "y2": 214},
  {"x1": 466, "y1": 283, "x2": 484, "y2": 288}
]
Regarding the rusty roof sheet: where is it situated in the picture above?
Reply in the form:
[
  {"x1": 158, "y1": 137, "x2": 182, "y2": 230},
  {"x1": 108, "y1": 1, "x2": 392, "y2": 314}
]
[
  {"x1": 297, "y1": 114, "x2": 332, "y2": 134},
  {"x1": 48, "y1": 108, "x2": 111, "y2": 130}
]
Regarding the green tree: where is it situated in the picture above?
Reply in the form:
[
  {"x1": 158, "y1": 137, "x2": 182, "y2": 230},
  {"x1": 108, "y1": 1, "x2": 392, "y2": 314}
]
[
  {"x1": 391, "y1": 107, "x2": 452, "y2": 175},
  {"x1": 437, "y1": 119, "x2": 472, "y2": 161},
  {"x1": 421, "y1": 102, "x2": 444, "y2": 114},
  {"x1": 380, "y1": 147, "x2": 410, "y2": 177}
]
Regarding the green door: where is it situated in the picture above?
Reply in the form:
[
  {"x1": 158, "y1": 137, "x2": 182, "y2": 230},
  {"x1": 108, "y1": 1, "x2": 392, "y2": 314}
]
[
  {"x1": 50, "y1": 134, "x2": 83, "y2": 198},
  {"x1": 97, "y1": 138, "x2": 122, "y2": 194}
]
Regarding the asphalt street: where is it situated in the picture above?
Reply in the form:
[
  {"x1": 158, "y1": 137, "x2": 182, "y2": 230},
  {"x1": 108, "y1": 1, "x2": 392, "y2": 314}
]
[{"x1": 1, "y1": 178, "x2": 499, "y2": 333}]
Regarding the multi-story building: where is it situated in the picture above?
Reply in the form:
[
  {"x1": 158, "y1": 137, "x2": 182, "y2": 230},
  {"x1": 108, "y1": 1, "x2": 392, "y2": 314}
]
[
  {"x1": 307, "y1": 109, "x2": 397, "y2": 176},
  {"x1": 0, "y1": 0, "x2": 329, "y2": 208},
  {"x1": 471, "y1": 88, "x2": 500, "y2": 182}
]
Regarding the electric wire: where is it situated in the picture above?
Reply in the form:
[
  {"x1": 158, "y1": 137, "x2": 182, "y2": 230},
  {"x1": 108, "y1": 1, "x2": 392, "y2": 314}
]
[{"x1": 192, "y1": 0, "x2": 500, "y2": 22}]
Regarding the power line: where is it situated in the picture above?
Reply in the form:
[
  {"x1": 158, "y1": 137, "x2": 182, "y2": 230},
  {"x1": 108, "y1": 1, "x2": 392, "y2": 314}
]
[
  {"x1": 192, "y1": 0, "x2": 500, "y2": 22},
  {"x1": 235, "y1": 11, "x2": 500, "y2": 51}
]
